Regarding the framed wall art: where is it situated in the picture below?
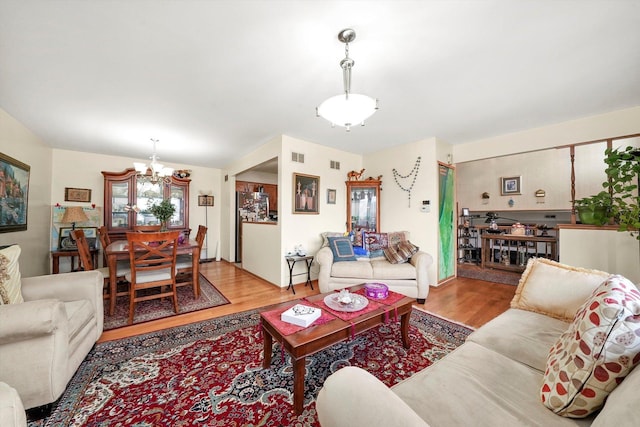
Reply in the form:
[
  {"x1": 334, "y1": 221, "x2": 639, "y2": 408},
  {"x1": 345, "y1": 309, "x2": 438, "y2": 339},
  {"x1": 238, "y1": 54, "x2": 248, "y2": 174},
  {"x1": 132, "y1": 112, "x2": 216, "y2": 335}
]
[
  {"x1": 58, "y1": 226, "x2": 98, "y2": 251},
  {"x1": 198, "y1": 195, "x2": 214, "y2": 206},
  {"x1": 293, "y1": 173, "x2": 319, "y2": 214},
  {"x1": 500, "y1": 176, "x2": 522, "y2": 195},
  {"x1": 64, "y1": 187, "x2": 92, "y2": 203},
  {"x1": 327, "y1": 189, "x2": 336, "y2": 205},
  {"x1": 0, "y1": 152, "x2": 30, "y2": 233}
]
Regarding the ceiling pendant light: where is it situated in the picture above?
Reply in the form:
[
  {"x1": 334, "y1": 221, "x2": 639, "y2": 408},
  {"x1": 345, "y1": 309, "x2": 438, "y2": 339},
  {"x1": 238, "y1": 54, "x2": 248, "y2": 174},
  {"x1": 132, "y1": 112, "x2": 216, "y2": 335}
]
[
  {"x1": 316, "y1": 28, "x2": 379, "y2": 132},
  {"x1": 133, "y1": 138, "x2": 174, "y2": 185}
]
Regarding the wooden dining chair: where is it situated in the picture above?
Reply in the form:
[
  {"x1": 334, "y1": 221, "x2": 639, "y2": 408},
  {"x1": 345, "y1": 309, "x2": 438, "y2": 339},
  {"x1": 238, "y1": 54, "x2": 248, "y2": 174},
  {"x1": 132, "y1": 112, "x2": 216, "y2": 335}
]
[
  {"x1": 124, "y1": 230, "x2": 181, "y2": 325},
  {"x1": 134, "y1": 224, "x2": 162, "y2": 232},
  {"x1": 71, "y1": 229, "x2": 130, "y2": 304},
  {"x1": 176, "y1": 225, "x2": 207, "y2": 296}
]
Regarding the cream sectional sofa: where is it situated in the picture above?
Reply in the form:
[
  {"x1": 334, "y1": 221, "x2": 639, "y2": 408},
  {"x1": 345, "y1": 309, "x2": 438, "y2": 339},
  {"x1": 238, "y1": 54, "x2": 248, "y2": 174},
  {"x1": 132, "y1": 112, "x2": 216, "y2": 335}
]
[
  {"x1": 317, "y1": 258, "x2": 640, "y2": 426},
  {"x1": 315, "y1": 232, "x2": 432, "y2": 302}
]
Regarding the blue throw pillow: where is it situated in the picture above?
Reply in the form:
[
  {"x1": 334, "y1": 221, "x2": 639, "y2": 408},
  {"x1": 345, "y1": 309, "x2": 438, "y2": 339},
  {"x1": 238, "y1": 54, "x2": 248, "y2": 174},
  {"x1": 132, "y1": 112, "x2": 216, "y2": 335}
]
[{"x1": 327, "y1": 236, "x2": 357, "y2": 262}]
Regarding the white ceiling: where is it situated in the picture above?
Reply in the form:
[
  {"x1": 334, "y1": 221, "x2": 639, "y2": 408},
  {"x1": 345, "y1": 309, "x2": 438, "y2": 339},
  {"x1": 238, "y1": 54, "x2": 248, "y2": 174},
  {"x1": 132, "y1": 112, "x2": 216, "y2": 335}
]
[{"x1": 1, "y1": 1, "x2": 639, "y2": 169}]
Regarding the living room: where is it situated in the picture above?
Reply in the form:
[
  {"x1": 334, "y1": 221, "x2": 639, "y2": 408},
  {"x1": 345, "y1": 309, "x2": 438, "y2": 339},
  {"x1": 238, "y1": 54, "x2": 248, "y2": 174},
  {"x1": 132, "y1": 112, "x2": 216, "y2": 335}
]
[{"x1": 1, "y1": 1, "x2": 640, "y2": 425}]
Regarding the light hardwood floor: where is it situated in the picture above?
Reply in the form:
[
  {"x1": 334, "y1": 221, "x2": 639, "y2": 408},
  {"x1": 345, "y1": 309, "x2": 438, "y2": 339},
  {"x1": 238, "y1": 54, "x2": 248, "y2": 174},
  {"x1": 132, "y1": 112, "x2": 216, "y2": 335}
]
[{"x1": 98, "y1": 261, "x2": 517, "y2": 342}]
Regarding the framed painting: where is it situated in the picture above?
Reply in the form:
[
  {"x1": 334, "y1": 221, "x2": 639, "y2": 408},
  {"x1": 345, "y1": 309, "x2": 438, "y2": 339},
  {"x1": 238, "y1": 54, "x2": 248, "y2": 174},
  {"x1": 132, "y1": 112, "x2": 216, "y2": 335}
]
[
  {"x1": 198, "y1": 195, "x2": 214, "y2": 206},
  {"x1": 293, "y1": 173, "x2": 319, "y2": 214},
  {"x1": 58, "y1": 226, "x2": 98, "y2": 251},
  {"x1": 0, "y1": 152, "x2": 30, "y2": 233},
  {"x1": 327, "y1": 188, "x2": 336, "y2": 204},
  {"x1": 500, "y1": 176, "x2": 522, "y2": 195},
  {"x1": 64, "y1": 187, "x2": 92, "y2": 202}
]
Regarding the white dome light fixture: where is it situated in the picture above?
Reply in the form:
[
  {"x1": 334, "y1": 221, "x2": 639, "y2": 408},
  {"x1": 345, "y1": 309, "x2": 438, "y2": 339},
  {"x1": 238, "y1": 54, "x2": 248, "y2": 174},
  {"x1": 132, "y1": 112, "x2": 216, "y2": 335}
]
[{"x1": 316, "y1": 28, "x2": 379, "y2": 132}]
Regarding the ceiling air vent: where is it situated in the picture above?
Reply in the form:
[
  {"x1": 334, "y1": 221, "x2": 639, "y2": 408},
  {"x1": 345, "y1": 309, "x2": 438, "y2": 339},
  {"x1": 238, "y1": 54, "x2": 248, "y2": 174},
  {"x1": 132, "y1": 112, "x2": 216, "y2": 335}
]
[
  {"x1": 292, "y1": 152, "x2": 305, "y2": 163},
  {"x1": 330, "y1": 160, "x2": 341, "y2": 170}
]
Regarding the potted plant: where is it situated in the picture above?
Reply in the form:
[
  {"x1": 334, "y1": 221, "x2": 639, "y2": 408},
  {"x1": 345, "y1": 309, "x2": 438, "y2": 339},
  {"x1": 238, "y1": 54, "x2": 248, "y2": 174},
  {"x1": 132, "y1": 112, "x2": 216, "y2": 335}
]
[
  {"x1": 148, "y1": 199, "x2": 176, "y2": 231},
  {"x1": 603, "y1": 145, "x2": 640, "y2": 239},
  {"x1": 574, "y1": 191, "x2": 613, "y2": 226}
]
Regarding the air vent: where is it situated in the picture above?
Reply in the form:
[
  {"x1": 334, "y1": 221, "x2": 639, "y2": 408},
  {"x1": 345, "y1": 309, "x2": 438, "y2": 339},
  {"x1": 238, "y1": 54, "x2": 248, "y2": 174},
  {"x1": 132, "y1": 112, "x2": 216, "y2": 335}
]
[
  {"x1": 292, "y1": 152, "x2": 305, "y2": 163},
  {"x1": 330, "y1": 160, "x2": 341, "y2": 170}
]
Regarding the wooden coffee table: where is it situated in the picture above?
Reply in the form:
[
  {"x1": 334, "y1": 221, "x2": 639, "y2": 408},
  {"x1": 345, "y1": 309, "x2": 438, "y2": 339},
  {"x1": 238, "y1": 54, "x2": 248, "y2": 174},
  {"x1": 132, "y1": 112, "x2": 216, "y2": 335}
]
[{"x1": 260, "y1": 285, "x2": 414, "y2": 414}]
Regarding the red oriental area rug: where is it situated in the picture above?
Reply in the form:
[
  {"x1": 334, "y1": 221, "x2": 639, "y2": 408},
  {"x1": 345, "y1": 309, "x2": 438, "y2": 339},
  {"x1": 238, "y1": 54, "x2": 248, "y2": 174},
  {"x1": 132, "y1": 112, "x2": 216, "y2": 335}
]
[
  {"x1": 30, "y1": 308, "x2": 472, "y2": 426},
  {"x1": 103, "y1": 273, "x2": 230, "y2": 330}
]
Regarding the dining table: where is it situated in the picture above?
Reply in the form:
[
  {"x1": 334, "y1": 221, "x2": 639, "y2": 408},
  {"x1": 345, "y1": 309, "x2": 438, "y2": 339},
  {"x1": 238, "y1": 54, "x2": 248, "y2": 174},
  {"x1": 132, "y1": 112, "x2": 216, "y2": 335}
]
[{"x1": 105, "y1": 238, "x2": 202, "y2": 316}]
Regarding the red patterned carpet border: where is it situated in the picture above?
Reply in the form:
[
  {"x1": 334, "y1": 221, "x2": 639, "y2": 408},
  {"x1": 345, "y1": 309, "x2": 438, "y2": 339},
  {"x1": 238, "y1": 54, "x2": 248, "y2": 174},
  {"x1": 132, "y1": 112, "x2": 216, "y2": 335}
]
[
  {"x1": 103, "y1": 273, "x2": 230, "y2": 330},
  {"x1": 30, "y1": 308, "x2": 473, "y2": 426}
]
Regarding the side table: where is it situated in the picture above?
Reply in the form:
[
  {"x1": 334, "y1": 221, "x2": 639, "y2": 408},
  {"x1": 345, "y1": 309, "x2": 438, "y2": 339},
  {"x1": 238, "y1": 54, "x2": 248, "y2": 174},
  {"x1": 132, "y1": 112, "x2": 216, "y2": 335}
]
[
  {"x1": 51, "y1": 248, "x2": 99, "y2": 274},
  {"x1": 285, "y1": 255, "x2": 314, "y2": 294}
]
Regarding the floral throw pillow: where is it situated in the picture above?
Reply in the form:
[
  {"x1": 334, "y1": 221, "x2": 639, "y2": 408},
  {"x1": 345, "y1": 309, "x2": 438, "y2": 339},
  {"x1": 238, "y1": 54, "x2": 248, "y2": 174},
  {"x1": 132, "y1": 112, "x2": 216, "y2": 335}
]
[
  {"x1": 363, "y1": 232, "x2": 389, "y2": 252},
  {"x1": 541, "y1": 275, "x2": 640, "y2": 417},
  {"x1": 0, "y1": 245, "x2": 23, "y2": 305}
]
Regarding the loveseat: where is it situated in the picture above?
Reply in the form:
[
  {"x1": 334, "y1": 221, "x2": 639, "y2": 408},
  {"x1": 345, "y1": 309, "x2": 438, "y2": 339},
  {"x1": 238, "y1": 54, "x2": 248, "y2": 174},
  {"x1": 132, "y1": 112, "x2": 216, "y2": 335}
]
[
  {"x1": 317, "y1": 258, "x2": 640, "y2": 426},
  {"x1": 315, "y1": 231, "x2": 433, "y2": 302},
  {"x1": 0, "y1": 245, "x2": 104, "y2": 412}
]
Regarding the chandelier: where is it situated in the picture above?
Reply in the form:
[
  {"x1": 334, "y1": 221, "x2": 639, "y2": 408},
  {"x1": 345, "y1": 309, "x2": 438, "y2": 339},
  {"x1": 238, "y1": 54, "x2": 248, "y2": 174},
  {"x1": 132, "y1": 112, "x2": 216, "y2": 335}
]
[
  {"x1": 316, "y1": 28, "x2": 379, "y2": 131},
  {"x1": 133, "y1": 138, "x2": 174, "y2": 185}
]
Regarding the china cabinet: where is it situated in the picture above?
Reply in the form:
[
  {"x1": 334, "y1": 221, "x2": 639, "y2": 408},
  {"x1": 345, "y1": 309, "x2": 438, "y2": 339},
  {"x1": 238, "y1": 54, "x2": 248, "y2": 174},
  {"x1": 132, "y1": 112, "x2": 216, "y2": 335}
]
[
  {"x1": 346, "y1": 179, "x2": 381, "y2": 233},
  {"x1": 102, "y1": 168, "x2": 190, "y2": 241}
]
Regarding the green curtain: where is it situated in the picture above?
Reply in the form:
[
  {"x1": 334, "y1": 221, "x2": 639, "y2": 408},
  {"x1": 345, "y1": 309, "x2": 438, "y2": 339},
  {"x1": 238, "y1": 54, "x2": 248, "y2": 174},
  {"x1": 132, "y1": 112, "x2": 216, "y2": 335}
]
[{"x1": 438, "y1": 164, "x2": 455, "y2": 281}]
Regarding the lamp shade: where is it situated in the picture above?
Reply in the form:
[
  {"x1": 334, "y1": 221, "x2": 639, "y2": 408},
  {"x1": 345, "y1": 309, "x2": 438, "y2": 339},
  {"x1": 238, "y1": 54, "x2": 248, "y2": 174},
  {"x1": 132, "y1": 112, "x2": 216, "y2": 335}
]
[
  {"x1": 317, "y1": 93, "x2": 378, "y2": 129},
  {"x1": 61, "y1": 206, "x2": 89, "y2": 224}
]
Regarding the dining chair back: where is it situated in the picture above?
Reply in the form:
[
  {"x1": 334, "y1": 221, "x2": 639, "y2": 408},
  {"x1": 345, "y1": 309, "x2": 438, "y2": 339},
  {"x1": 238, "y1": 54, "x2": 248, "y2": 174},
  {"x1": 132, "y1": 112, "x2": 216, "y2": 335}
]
[
  {"x1": 72, "y1": 229, "x2": 130, "y2": 304},
  {"x1": 125, "y1": 230, "x2": 181, "y2": 325},
  {"x1": 97, "y1": 226, "x2": 111, "y2": 265},
  {"x1": 134, "y1": 224, "x2": 162, "y2": 232},
  {"x1": 176, "y1": 225, "x2": 207, "y2": 296}
]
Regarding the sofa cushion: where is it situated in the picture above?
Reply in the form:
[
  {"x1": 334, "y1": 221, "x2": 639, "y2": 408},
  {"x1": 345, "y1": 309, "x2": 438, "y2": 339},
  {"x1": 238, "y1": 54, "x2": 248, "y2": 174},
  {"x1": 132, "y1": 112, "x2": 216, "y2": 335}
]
[
  {"x1": 383, "y1": 245, "x2": 407, "y2": 264},
  {"x1": 467, "y1": 308, "x2": 570, "y2": 372},
  {"x1": 327, "y1": 237, "x2": 357, "y2": 262},
  {"x1": 321, "y1": 232, "x2": 345, "y2": 248},
  {"x1": 393, "y1": 341, "x2": 594, "y2": 427},
  {"x1": 371, "y1": 259, "x2": 417, "y2": 280},
  {"x1": 0, "y1": 245, "x2": 23, "y2": 305},
  {"x1": 387, "y1": 231, "x2": 408, "y2": 248},
  {"x1": 364, "y1": 232, "x2": 389, "y2": 252},
  {"x1": 397, "y1": 240, "x2": 419, "y2": 259},
  {"x1": 331, "y1": 260, "x2": 373, "y2": 279},
  {"x1": 541, "y1": 275, "x2": 640, "y2": 417},
  {"x1": 511, "y1": 258, "x2": 610, "y2": 321},
  {"x1": 592, "y1": 361, "x2": 640, "y2": 427}
]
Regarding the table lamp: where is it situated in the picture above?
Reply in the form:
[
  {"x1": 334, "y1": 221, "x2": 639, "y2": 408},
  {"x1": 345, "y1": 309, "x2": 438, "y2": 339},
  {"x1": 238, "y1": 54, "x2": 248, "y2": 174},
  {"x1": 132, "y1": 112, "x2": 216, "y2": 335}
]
[{"x1": 61, "y1": 206, "x2": 89, "y2": 229}]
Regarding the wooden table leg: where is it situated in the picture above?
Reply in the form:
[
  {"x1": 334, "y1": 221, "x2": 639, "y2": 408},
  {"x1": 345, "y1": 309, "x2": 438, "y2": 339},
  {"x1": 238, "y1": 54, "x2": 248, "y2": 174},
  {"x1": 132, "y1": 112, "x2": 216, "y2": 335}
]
[
  {"x1": 192, "y1": 247, "x2": 201, "y2": 299},
  {"x1": 108, "y1": 254, "x2": 117, "y2": 316},
  {"x1": 262, "y1": 323, "x2": 273, "y2": 369},
  {"x1": 401, "y1": 312, "x2": 411, "y2": 349},
  {"x1": 292, "y1": 356, "x2": 306, "y2": 415}
]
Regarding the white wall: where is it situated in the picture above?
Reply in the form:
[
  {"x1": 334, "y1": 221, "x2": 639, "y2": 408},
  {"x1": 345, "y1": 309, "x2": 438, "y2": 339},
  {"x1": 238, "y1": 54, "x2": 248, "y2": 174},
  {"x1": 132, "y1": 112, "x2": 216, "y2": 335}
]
[
  {"x1": 0, "y1": 109, "x2": 52, "y2": 277},
  {"x1": 242, "y1": 222, "x2": 281, "y2": 285}
]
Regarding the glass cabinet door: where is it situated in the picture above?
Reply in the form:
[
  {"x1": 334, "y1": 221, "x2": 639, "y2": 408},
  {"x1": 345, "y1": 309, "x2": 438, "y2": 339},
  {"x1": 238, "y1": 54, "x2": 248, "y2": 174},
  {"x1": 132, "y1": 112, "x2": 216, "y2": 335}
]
[
  {"x1": 136, "y1": 182, "x2": 163, "y2": 225},
  {"x1": 346, "y1": 180, "x2": 381, "y2": 234},
  {"x1": 170, "y1": 185, "x2": 186, "y2": 227},
  {"x1": 111, "y1": 181, "x2": 130, "y2": 229}
]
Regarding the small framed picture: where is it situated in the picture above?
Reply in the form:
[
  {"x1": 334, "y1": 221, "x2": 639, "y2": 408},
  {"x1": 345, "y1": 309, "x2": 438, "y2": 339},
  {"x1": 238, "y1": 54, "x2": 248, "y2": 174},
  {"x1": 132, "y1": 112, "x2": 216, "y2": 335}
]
[
  {"x1": 198, "y1": 195, "x2": 214, "y2": 206},
  {"x1": 461, "y1": 207, "x2": 470, "y2": 217},
  {"x1": 64, "y1": 187, "x2": 92, "y2": 203},
  {"x1": 327, "y1": 189, "x2": 337, "y2": 204},
  {"x1": 58, "y1": 226, "x2": 98, "y2": 251},
  {"x1": 293, "y1": 173, "x2": 319, "y2": 214},
  {"x1": 500, "y1": 176, "x2": 521, "y2": 195}
]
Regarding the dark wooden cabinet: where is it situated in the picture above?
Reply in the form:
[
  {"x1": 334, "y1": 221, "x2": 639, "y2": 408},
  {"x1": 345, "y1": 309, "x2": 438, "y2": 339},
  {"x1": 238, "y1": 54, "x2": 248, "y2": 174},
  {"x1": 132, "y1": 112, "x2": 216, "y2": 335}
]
[
  {"x1": 102, "y1": 168, "x2": 190, "y2": 241},
  {"x1": 346, "y1": 179, "x2": 381, "y2": 233},
  {"x1": 236, "y1": 181, "x2": 278, "y2": 213}
]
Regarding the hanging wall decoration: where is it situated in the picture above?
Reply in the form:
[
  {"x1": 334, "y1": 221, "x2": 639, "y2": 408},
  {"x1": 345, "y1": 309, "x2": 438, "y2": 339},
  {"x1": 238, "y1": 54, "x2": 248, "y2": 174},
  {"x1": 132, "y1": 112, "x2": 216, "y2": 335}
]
[{"x1": 392, "y1": 156, "x2": 421, "y2": 207}]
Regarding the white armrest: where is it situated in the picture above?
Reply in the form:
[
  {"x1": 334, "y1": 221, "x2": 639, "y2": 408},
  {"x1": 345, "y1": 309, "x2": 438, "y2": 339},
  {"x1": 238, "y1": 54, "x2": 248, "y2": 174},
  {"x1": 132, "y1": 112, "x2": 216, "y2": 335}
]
[
  {"x1": 410, "y1": 251, "x2": 433, "y2": 300},
  {"x1": 315, "y1": 246, "x2": 334, "y2": 293},
  {"x1": 0, "y1": 300, "x2": 68, "y2": 345},
  {"x1": 317, "y1": 366, "x2": 430, "y2": 427},
  {"x1": 20, "y1": 270, "x2": 104, "y2": 335}
]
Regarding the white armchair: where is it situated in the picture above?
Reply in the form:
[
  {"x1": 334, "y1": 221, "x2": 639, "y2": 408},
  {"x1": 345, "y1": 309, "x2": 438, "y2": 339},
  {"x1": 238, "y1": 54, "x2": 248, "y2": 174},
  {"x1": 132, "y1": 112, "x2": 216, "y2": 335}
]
[{"x1": 0, "y1": 269, "x2": 103, "y2": 410}]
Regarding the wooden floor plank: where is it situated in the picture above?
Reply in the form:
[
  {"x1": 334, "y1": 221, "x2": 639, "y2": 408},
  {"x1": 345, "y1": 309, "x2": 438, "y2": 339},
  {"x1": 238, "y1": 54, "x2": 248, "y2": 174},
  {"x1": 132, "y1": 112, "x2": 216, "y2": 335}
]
[{"x1": 99, "y1": 261, "x2": 516, "y2": 342}]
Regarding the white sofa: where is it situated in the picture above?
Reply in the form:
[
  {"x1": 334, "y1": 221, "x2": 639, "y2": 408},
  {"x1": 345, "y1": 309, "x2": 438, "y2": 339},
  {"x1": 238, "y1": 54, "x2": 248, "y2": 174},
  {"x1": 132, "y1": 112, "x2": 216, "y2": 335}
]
[
  {"x1": 0, "y1": 245, "x2": 104, "y2": 411},
  {"x1": 317, "y1": 259, "x2": 640, "y2": 426},
  {"x1": 315, "y1": 232, "x2": 433, "y2": 302}
]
